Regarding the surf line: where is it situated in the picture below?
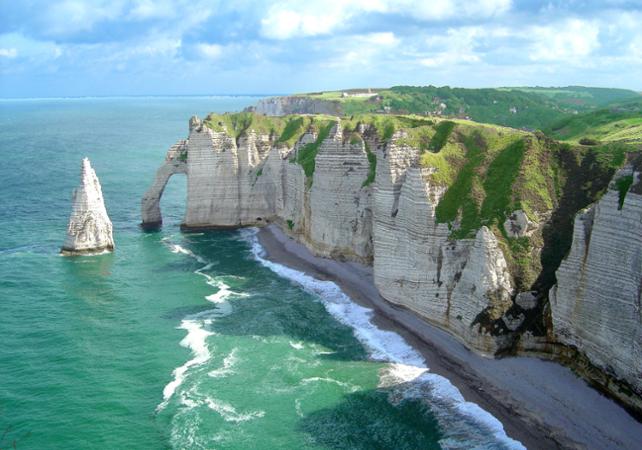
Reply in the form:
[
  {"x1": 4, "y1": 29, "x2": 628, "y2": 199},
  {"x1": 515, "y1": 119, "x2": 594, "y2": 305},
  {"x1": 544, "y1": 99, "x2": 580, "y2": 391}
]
[
  {"x1": 240, "y1": 228, "x2": 525, "y2": 450},
  {"x1": 156, "y1": 237, "x2": 245, "y2": 412}
]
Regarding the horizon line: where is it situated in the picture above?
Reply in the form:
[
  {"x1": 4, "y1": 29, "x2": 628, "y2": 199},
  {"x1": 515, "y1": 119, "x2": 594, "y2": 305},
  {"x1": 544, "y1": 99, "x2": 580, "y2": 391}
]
[{"x1": 0, "y1": 94, "x2": 285, "y2": 101}]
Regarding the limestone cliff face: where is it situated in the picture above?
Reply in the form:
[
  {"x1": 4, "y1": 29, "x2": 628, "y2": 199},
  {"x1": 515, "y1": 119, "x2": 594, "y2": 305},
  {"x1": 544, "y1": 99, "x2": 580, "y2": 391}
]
[
  {"x1": 142, "y1": 117, "x2": 515, "y2": 354},
  {"x1": 142, "y1": 114, "x2": 642, "y2": 413},
  {"x1": 372, "y1": 141, "x2": 514, "y2": 354},
  {"x1": 308, "y1": 124, "x2": 373, "y2": 261},
  {"x1": 141, "y1": 140, "x2": 187, "y2": 227},
  {"x1": 550, "y1": 166, "x2": 642, "y2": 400},
  {"x1": 62, "y1": 158, "x2": 114, "y2": 255},
  {"x1": 248, "y1": 96, "x2": 341, "y2": 116}
]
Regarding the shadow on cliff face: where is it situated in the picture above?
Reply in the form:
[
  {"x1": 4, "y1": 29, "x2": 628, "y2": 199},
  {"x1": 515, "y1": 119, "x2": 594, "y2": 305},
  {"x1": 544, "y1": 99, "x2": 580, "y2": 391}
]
[
  {"x1": 535, "y1": 147, "x2": 617, "y2": 293},
  {"x1": 297, "y1": 387, "x2": 442, "y2": 450},
  {"x1": 503, "y1": 146, "x2": 618, "y2": 337}
]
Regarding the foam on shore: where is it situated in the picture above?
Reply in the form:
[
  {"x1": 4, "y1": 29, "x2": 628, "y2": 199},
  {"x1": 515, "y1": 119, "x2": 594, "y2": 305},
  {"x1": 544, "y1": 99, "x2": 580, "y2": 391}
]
[{"x1": 241, "y1": 228, "x2": 525, "y2": 450}]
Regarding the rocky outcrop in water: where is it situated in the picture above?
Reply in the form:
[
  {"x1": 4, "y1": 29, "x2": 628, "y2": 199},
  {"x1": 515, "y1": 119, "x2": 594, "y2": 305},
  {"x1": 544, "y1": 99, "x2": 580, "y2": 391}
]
[
  {"x1": 61, "y1": 158, "x2": 114, "y2": 255},
  {"x1": 550, "y1": 165, "x2": 642, "y2": 408}
]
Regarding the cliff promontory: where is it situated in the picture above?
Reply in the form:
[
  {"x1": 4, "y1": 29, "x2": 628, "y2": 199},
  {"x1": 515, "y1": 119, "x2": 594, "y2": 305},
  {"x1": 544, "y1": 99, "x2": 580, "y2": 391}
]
[
  {"x1": 62, "y1": 158, "x2": 114, "y2": 255},
  {"x1": 142, "y1": 111, "x2": 641, "y2": 414}
]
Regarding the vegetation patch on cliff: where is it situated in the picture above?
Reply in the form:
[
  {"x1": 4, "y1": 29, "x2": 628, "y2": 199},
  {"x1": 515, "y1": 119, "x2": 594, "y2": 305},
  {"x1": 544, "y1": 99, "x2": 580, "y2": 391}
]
[
  {"x1": 429, "y1": 121, "x2": 455, "y2": 151},
  {"x1": 277, "y1": 116, "x2": 307, "y2": 147},
  {"x1": 480, "y1": 139, "x2": 527, "y2": 226},
  {"x1": 434, "y1": 132, "x2": 485, "y2": 237},
  {"x1": 296, "y1": 120, "x2": 336, "y2": 179},
  {"x1": 616, "y1": 174, "x2": 634, "y2": 209},
  {"x1": 362, "y1": 142, "x2": 377, "y2": 187},
  {"x1": 204, "y1": 112, "x2": 287, "y2": 140}
]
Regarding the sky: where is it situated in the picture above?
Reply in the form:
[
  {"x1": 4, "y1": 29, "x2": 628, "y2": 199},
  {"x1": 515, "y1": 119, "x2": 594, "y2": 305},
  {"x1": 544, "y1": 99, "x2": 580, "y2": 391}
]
[{"x1": 1, "y1": 0, "x2": 642, "y2": 97}]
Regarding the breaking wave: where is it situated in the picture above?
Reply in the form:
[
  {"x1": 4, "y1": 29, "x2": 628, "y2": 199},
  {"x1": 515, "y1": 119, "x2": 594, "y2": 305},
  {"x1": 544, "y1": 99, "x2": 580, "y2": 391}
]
[{"x1": 240, "y1": 228, "x2": 525, "y2": 450}]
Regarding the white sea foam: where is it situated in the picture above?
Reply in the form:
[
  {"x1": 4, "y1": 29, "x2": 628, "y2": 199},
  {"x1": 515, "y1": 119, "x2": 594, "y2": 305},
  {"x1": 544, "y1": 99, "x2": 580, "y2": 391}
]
[
  {"x1": 300, "y1": 377, "x2": 360, "y2": 392},
  {"x1": 204, "y1": 396, "x2": 265, "y2": 423},
  {"x1": 158, "y1": 238, "x2": 247, "y2": 412},
  {"x1": 241, "y1": 228, "x2": 525, "y2": 450},
  {"x1": 163, "y1": 239, "x2": 207, "y2": 264},
  {"x1": 208, "y1": 348, "x2": 239, "y2": 378},
  {"x1": 294, "y1": 398, "x2": 304, "y2": 417},
  {"x1": 157, "y1": 318, "x2": 214, "y2": 411},
  {"x1": 289, "y1": 340, "x2": 304, "y2": 350}
]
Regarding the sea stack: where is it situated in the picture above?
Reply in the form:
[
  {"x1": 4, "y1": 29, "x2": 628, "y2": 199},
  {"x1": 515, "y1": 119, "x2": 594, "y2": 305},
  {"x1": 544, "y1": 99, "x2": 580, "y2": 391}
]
[{"x1": 61, "y1": 158, "x2": 114, "y2": 255}]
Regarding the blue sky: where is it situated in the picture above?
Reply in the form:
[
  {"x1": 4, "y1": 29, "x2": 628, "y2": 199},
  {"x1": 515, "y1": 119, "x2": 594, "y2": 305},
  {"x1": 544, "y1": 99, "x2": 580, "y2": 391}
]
[{"x1": 1, "y1": 0, "x2": 641, "y2": 97}]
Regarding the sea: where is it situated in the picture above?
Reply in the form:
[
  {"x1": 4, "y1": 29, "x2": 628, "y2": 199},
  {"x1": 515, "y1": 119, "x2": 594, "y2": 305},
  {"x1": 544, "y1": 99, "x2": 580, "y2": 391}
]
[{"x1": 0, "y1": 96, "x2": 524, "y2": 449}]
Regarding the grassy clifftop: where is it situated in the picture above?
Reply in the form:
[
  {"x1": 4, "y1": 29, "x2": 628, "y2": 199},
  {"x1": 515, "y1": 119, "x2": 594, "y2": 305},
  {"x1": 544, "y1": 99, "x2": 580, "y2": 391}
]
[
  {"x1": 200, "y1": 109, "x2": 638, "y2": 344},
  {"x1": 200, "y1": 111, "x2": 631, "y2": 292},
  {"x1": 290, "y1": 85, "x2": 641, "y2": 130}
]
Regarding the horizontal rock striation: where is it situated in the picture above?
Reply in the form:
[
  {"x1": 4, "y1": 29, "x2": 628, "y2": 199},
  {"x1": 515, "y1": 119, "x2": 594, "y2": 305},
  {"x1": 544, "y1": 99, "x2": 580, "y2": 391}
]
[
  {"x1": 142, "y1": 113, "x2": 642, "y2": 413},
  {"x1": 308, "y1": 123, "x2": 373, "y2": 261},
  {"x1": 62, "y1": 158, "x2": 114, "y2": 255},
  {"x1": 373, "y1": 143, "x2": 514, "y2": 354},
  {"x1": 550, "y1": 166, "x2": 642, "y2": 408},
  {"x1": 142, "y1": 115, "x2": 517, "y2": 354}
]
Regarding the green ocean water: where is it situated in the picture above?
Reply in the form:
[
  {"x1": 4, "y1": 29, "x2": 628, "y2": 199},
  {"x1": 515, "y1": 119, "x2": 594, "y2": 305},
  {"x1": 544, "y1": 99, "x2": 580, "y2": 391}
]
[{"x1": 0, "y1": 97, "x2": 523, "y2": 449}]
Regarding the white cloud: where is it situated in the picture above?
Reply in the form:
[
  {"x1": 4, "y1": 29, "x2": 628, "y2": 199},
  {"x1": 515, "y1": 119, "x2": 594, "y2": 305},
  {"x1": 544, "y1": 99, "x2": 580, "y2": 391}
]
[
  {"x1": 259, "y1": 0, "x2": 512, "y2": 39},
  {"x1": 418, "y1": 27, "x2": 485, "y2": 67},
  {"x1": 361, "y1": 32, "x2": 398, "y2": 46},
  {"x1": 44, "y1": 0, "x2": 126, "y2": 35},
  {"x1": 0, "y1": 48, "x2": 18, "y2": 58},
  {"x1": 260, "y1": 4, "x2": 347, "y2": 40},
  {"x1": 406, "y1": 0, "x2": 511, "y2": 21},
  {"x1": 0, "y1": 33, "x2": 61, "y2": 61},
  {"x1": 128, "y1": 0, "x2": 176, "y2": 20},
  {"x1": 529, "y1": 19, "x2": 599, "y2": 62},
  {"x1": 197, "y1": 43, "x2": 224, "y2": 59}
]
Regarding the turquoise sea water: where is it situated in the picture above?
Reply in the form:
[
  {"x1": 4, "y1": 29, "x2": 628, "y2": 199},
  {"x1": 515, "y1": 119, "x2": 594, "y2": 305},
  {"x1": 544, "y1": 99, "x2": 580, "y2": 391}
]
[{"x1": 0, "y1": 97, "x2": 522, "y2": 449}]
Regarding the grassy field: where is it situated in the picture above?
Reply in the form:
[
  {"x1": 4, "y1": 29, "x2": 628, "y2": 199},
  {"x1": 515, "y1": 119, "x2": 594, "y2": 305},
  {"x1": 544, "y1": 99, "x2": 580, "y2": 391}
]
[
  {"x1": 288, "y1": 85, "x2": 641, "y2": 132},
  {"x1": 546, "y1": 100, "x2": 642, "y2": 145}
]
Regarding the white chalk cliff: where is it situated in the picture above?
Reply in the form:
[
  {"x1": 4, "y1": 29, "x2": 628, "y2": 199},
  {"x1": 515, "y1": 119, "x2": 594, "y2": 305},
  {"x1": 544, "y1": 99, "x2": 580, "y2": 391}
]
[
  {"x1": 61, "y1": 158, "x2": 114, "y2": 255},
  {"x1": 142, "y1": 115, "x2": 642, "y2": 413},
  {"x1": 550, "y1": 166, "x2": 642, "y2": 406},
  {"x1": 141, "y1": 116, "x2": 515, "y2": 356}
]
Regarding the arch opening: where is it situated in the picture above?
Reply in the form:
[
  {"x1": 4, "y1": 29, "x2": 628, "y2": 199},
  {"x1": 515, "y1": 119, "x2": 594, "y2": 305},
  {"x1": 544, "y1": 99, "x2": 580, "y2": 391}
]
[{"x1": 141, "y1": 160, "x2": 187, "y2": 230}]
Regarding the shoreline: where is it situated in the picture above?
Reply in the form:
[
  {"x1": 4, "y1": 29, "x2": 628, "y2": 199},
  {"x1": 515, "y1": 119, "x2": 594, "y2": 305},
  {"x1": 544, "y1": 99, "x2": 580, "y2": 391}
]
[{"x1": 257, "y1": 224, "x2": 642, "y2": 450}]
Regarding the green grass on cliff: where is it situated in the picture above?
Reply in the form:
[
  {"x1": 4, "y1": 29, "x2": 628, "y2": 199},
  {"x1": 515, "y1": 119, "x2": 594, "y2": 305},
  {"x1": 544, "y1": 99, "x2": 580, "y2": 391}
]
[
  {"x1": 204, "y1": 112, "x2": 288, "y2": 139},
  {"x1": 434, "y1": 132, "x2": 485, "y2": 237},
  {"x1": 616, "y1": 174, "x2": 634, "y2": 209},
  {"x1": 296, "y1": 120, "x2": 335, "y2": 179},
  {"x1": 363, "y1": 141, "x2": 377, "y2": 187},
  {"x1": 429, "y1": 121, "x2": 455, "y2": 151},
  {"x1": 277, "y1": 116, "x2": 307, "y2": 147},
  {"x1": 479, "y1": 139, "x2": 527, "y2": 227}
]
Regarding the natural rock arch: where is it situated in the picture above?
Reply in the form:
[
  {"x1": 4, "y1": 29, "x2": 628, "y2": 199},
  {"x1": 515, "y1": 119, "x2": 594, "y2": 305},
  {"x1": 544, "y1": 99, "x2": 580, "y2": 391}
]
[{"x1": 141, "y1": 141, "x2": 188, "y2": 229}]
